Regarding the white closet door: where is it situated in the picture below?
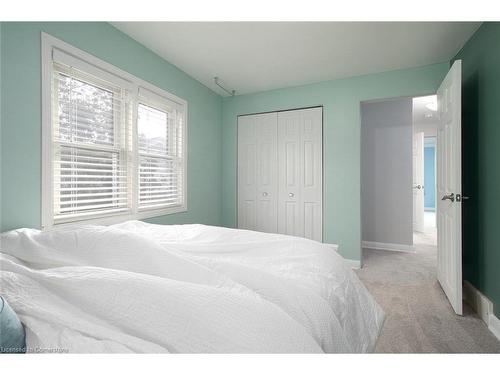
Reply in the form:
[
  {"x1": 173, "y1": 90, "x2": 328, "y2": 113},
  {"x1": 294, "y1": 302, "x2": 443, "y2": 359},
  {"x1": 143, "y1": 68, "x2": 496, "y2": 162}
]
[
  {"x1": 277, "y1": 107, "x2": 323, "y2": 241},
  {"x1": 237, "y1": 113, "x2": 278, "y2": 232}
]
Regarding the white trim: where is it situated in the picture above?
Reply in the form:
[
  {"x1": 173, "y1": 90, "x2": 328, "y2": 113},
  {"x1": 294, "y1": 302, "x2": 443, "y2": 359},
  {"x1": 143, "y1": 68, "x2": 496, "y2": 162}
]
[
  {"x1": 41, "y1": 32, "x2": 188, "y2": 230},
  {"x1": 48, "y1": 205, "x2": 187, "y2": 229},
  {"x1": 324, "y1": 243, "x2": 360, "y2": 269},
  {"x1": 489, "y1": 314, "x2": 500, "y2": 341},
  {"x1": 42, "y1": 33, "x2": 187, "y2": 108},
  {"x1": 52, "y1": 47, "x2": 134, "y2": 91},
  {"x1": 41, "y1": 33, "x2": 53, "y2": 230},
  {"x1": 324, "y1": 243, "x2": 339, "y2": 252},
  {"x1": 362, "y1": 240, "x2": 415, "y2": 253},
  {"x1": 343, "y1": 259, "x2": 361, "y2": 269},
  {"x1": 463, "y1": 280, "x2": 500, "y2": 341},
  {"x1": 463, "y1": 280, "x2": 492, "y2": 323}
]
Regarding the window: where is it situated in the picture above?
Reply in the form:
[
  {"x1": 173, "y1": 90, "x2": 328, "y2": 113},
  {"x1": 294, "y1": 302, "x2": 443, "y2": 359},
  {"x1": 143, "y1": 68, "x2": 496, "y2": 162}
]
[
  {"x1": 137, "y1": 89, "x2": 185, "y2": 211},
  {"x1": 42, "y1": 34, "x2": 187, "y2": 228},
  {"x1": 51, "y1": 63, "x2": 131, "y2": 222}
]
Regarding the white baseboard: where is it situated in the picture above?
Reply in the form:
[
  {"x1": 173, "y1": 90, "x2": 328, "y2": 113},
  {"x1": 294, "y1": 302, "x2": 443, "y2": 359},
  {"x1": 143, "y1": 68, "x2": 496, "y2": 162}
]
[
  {"x1": 343, "y1": 258, "x2": 361, "y2": 269},
  {"x1": 489, "y1": 314, "x2": 500, "y2": 341},
  {"x1": 463, "y1": 280, "x2": 500, "y2": 341},
  {"x1": 324, "y1": 243, "x2": 361, "y2": 269},
  {"x1": 324, "y1": 243, "x2": 339, "y2": 252},
  {"x1": 362, "y1": 240, "x2": 415, "y2": 253},
  {"x1": 463, "y1": 280, "x2": 491, "y2": 322}
]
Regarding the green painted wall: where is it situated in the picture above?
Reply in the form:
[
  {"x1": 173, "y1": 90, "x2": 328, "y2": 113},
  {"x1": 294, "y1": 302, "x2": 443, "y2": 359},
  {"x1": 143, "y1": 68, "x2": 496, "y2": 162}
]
[
  {"x1": 0, "y1": 22, "x2": 223, "y2": 232},
  {"x1": 0, "y1": 23, "x2": 3, "y2": 232},
  {"x1": 222, "y1": 63, "x2": 449, "y2": 261},
  {"x1": 453, "y1": 22, "x2": 500, "y2": 318}
]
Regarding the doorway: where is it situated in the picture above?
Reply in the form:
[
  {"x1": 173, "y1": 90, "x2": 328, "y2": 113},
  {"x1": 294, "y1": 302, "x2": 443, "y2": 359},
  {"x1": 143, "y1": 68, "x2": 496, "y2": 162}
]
[
  {"x1": 424, "y1": 136, "x2": 436, "y2": 227},
  {"x1": 360, "y1": 60, "x2": 463, "y2": 316},
  {"x1": 412, "y1": 95, "x2": 438, "y2": 246},
  {"x1": 360, "y1": 94, "x2": 438, "y2": 251}
]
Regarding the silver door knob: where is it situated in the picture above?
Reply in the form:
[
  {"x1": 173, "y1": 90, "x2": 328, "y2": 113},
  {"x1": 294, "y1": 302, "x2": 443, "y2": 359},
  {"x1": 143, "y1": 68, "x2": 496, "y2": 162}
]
[
  {"x1": 413, "y1": 184, "x2": 423, "y2": 190},
  {"x1": 288, "y1": 192, "x2": 294, "y2": 198},
  {"x1": 262, "y1": 192, "x2": 268, "y2": 197},
  {"x1": 441, "y1": 193, "x2": 455, "y2": 202}
]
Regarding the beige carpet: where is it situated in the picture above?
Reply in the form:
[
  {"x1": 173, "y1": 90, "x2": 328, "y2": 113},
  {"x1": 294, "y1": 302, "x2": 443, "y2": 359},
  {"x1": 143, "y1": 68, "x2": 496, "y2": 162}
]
[{"x1": 356, "y1": 229, "x2": 500, "y2": 353}]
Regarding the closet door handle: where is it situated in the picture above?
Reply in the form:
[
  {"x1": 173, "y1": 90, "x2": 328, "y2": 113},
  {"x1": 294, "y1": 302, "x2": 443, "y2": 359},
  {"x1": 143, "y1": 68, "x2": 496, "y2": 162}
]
[
  {"x1": 262, "y1": 192, "x2": 268, "y2": 197},
  {"x1": 288, "y1": 193, "x2": 294, "y2": 198}
]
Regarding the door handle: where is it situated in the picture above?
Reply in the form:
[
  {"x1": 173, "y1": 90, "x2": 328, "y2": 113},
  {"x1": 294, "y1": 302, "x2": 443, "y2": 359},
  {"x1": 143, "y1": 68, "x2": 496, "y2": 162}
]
[
  {"x1": 441, "y1": 193, "x2": 455, "y2": 202},
  {"x1": 288, "y1": 192, "x2": 295, "y2": 198},
  {"x1": 262, "y1": 192, "x2": 268, "y2": 197},
  {"x1": 413, "y1": 184, "x2": 423, "y2": 190}
]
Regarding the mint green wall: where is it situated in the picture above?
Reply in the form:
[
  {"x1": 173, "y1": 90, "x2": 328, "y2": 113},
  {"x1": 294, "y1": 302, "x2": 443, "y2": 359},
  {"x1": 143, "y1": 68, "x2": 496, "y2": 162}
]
[
  {"x1": 0, "y1": 23, "x2": 3, "y2": 231},
  {"x1": 222, "y1": 63, "x2": 448, "y2": 261},
  {"x1": 453, "y1": 22, "x2": 500, "y2": 318},
  {"x1": 0, "y1": 22, "x2": 222, "y2": 232}
]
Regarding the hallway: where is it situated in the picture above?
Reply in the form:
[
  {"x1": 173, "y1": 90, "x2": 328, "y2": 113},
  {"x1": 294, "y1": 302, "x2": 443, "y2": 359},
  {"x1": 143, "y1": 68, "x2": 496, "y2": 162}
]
[{"x1": 356, "y1": 232, "x2": 500, "y2": 353}]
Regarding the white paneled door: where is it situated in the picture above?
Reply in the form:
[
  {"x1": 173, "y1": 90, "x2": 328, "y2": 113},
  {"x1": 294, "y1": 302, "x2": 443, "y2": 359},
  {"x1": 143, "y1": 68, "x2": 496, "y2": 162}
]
[
  {"x1": 238, "y1": 107, "x2": 322, "y2": 242},
  {"x1": 413, "y1": 131, "x2": 425, "y2": 233},
  {"x1": 436, "y1": 60, "x2": 462, "y2": 315},
  {"x1": 237, "y1": 112, "x2": 278, "y2": 232},
  {"x1": 277, "y1": 108, "x2": 323, "y2": 241}
]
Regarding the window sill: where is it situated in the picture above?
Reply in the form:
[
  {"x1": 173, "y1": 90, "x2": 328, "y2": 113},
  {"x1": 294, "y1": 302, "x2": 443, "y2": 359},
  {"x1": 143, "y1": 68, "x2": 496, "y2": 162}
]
[{"x1": 44, "y1": 205, "x2": 187, "y2": 230}]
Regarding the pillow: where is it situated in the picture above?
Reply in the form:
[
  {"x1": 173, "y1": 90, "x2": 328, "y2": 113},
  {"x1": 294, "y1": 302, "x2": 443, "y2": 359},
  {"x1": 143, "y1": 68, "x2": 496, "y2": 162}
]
[{"x1": 0, "y1": 296, "x2": 26, "y2": 354}]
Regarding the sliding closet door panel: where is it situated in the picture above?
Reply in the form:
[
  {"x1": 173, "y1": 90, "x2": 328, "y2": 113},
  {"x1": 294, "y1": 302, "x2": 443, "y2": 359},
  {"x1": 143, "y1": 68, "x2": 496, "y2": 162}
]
[
  {"x1": 238, "y1": 112, "x2": 278, "y2": 232},
  {"x1": 278, "y1": 111, "x2": 302, "y2": 237},
  {"x1": 238, "y1": 115, "x2": 257, "y2": 230},
  {"x1": 301, "y1": 107, "x2": 323, "y2": 241},
  {"x1": 256, "y1": 113, "x2": 278, "y2": 233},
  {"x1": 278, "y1": 107, "x2": 322, "y2": 241}
]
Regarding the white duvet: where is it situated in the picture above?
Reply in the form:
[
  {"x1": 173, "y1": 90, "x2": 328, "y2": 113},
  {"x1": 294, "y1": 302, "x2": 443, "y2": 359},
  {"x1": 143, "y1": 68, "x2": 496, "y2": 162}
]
[{"x1": 0, "y1": 221, "x2": 384, "y2": 353}]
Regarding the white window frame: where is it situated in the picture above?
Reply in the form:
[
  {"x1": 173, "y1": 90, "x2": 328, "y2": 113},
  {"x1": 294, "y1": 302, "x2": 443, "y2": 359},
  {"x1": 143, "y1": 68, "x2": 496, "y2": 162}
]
[{"x1": 41, "y1": 33, "x2": 188, "y2": 229}]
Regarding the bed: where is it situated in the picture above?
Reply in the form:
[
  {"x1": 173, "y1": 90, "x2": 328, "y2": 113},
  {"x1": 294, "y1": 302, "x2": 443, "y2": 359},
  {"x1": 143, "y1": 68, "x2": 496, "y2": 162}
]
[{"x1": 0, "y1": 220, "x2": 384, "y2": 353}]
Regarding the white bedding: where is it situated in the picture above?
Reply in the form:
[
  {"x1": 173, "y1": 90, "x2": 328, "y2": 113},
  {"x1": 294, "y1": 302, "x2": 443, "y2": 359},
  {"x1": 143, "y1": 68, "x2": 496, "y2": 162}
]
[{"x1": 0, "y1": 221, "x2": 384, "y2": 353}]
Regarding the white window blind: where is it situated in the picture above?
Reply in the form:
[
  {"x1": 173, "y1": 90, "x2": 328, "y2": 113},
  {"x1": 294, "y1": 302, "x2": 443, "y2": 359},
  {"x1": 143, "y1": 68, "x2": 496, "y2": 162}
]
[
  {"x1": 51, "y1": 62, "x2": 131, "y2": 223},
  {"x1": 137, "y1": 89, "x2": 185, "y2": 210},
  {"x1": 43, "y1": 35, "x2": 187, "y2": 228}
]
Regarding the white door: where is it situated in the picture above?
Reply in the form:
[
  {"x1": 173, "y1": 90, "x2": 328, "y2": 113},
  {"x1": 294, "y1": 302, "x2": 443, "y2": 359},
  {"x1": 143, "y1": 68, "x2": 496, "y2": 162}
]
[
  {"x1": 436, "y1": 60, "x2": 462, "y2": 315},
  {"x1": 237, "y1": 113, "x2": 278, "y2": 232},
  {"x1": 277, "y1": 107, "x2": 323, "y2": 241},
  {"x1": 413, "y1": 131, "x2": 425, "y2": 233}
]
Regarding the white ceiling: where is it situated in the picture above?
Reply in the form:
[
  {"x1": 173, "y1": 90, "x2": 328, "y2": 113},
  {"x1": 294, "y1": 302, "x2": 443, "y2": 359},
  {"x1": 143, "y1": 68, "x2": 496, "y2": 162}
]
[{"x1": 112, "y1": 22, "x2": 480, "y2": 96}]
